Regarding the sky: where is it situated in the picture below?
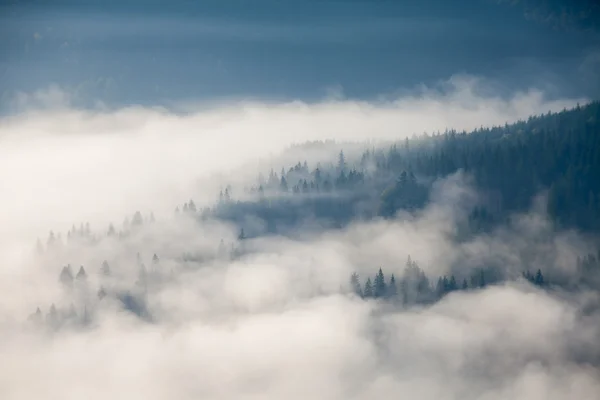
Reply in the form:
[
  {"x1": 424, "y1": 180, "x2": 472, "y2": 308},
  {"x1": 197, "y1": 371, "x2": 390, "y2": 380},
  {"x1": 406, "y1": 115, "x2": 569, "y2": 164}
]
[
  {"x1": 0, "y1": 1, "x2": 599, "y2": 399},
  {"x1": 1, "y1": 0, "x2": 599, "y2": 110}
]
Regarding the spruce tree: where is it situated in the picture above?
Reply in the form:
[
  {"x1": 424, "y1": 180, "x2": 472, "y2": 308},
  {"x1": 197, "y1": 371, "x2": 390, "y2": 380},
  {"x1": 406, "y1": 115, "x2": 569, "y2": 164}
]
[
  {"x1": 350, "y1": 272, "x2": 362, "y2": 297},
  {"x1": 462, "y1": 278, "x2": 468, "y2": 290},
  {"x1": 374, "y1": 268, "x2": 386, "y2": 298},
  {"x1": 76, "y1": 266, "x2": 87, "y2": 281},
  {"x1": 363, "y1": 278, "x2": 374, "y2": 298},
  {"x1": 534, "y1": 269, "x2": 544, "y2": 286},
  {"x1": 388, "y1": 274, "x2": 398, "y2": 298}
]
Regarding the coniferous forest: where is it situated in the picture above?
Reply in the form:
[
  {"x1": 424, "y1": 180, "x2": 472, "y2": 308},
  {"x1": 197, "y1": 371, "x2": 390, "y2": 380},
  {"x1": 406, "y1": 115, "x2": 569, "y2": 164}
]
[
  {"x1": 30, "y1": 102, "x2": 600, "y2": 328},
  {"x1": 6, "y1": 1, "x2": 600, "y2": 398}
]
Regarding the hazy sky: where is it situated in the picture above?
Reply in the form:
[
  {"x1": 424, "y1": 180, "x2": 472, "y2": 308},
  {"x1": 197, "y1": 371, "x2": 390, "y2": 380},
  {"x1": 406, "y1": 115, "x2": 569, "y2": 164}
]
[{"x1": 1, "y1": 0, "x2": 599, "y2": 110}]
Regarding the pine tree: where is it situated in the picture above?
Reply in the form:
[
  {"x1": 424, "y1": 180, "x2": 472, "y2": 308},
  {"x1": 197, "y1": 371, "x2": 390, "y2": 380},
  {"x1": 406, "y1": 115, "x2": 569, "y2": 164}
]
[
  {"x1": 28, "y1": 307, "x2": 43, "y2": 324},
  {"x1": 462, "y1": 278, "x2": 469, "y2": 290},
  {"x1": 478, "y1": 269, "x2": 486, "y2": 288},
  {"x1": 442, "y1": 276, "x2": 450, "y2": 292},
  {"x1": 280, "y1": 176, "x2": 288, "y2": 192},
  {"x1": 47, "y1": 304, "x2": 58, "y2": 328},
  {"x1": 534, "y1": 269, "x2": 544, "y2": 286},
  {"x1": 374, "y1": 268, "x2": 386, "y2": 298},
  {"x1": 350, "y1": 272, "x2": 362, "y2": 297},
  {"x1": 59, "y1": 265, "x2": 74, "y2": 286},
  {"x1": 132, "y1": 211, "x2": 143, "y2": 226},
  {"x1": 363, "y1": 278, "x2": 374, "y2": 298},
  {"x1": 338, "y1": 150, "x2": 346, "y2": 172},
  {"x1": 387, "y1": 274, "x2": 398, "y2": 298},
  {"x1": 76, "y1": 266, "x2": 87, "y2": 281},
  {"x1": 448, "y1": 275, "x2": 457, "y2": 291},
  {"x1": 435, "y1": 277, "x2": 445, "y2": 298}
]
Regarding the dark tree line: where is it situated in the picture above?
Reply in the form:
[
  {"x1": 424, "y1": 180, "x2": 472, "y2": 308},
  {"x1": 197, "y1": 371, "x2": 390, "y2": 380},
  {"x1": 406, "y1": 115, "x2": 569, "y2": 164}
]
[
  {"x1": 36, "y1": 102, "x2": 600, "y2": 246},
  {"x1": 29, "y1": 102, "x2": 600, "y2": 327},
  {"x1": 351, "y1": 256, "x2": 554, "y2": 306},
  {"x1": 197, "y1": 102, "x2": 600, "y2": 237}
]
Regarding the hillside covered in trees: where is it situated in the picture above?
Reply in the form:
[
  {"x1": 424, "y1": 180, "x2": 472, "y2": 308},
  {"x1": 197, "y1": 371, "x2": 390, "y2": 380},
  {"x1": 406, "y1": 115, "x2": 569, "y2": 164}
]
[
  {"x1": 31, "y1": 102, "x2": 600, "y2": 328},
  {"x1": 203, "y1": 101, "x2": 600, "y2": 235}
]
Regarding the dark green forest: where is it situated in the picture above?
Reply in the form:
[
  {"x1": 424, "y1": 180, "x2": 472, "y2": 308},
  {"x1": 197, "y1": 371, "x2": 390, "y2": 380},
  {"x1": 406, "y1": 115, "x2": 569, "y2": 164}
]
[{"x1": 203, "y1": 101, "x2": 600, "y2": 234}]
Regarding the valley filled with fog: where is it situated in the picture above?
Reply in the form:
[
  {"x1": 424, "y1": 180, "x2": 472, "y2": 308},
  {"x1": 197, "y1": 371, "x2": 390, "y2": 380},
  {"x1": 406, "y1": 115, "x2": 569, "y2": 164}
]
[
  {"x1": 1, "y1": 82, "x2": 599, "y2": 400},
  {"x1": 2, "y1": 0, "x2": 600, "y2": 398}
]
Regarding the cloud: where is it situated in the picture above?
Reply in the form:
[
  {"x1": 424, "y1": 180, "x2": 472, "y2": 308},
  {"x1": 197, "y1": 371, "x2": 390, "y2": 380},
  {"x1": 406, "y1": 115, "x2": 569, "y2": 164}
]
[
  {"x1": 0, "y1": 76, "x2": 584, "y2": 238},
  {"x1": 0, "y1": 77, "x2": 598, "y2": 399}
]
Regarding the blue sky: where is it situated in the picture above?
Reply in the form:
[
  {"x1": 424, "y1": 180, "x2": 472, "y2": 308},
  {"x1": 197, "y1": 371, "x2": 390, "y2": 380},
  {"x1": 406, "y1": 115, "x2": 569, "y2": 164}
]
[{"x1": 1, "y1": 0, "x2": 599, "y2": 109}]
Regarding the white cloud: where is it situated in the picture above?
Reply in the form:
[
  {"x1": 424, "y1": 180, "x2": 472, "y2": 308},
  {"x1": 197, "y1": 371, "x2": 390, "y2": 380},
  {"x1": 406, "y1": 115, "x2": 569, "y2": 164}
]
[{"x1": 0, "y1": 77, "x2": 597, "y2": 399}]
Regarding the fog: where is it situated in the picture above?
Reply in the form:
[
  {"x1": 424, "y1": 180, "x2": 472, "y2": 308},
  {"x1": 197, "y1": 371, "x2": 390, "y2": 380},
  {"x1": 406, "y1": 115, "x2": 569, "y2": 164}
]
[
  {"x1": 0, "y1": 76, "x2": 583, "y2": 239},
  {"x1": 1, "y1": 80, "x2": 599, "y2": 399}
]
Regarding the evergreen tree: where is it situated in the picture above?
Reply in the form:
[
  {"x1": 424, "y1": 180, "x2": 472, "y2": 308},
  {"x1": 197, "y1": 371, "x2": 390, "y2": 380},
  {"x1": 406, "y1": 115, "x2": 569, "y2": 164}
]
[
  {"x1": 435, "y1": 277, "x2": 445, "y2": 298},
  {"x1": 338, "y1": 150, "x2": 346, "y2": 172},
  {"x1": 478, "y1": 269, "x2": 486, "y2": 288},
  {"x1": 280, "y1": 176, "x2": 288, "y2": 192},
  {"x1": 374, "y1": 268, "x2": 386, "y2": 298},
  {"x1": 59, "y1": 265, "x2": 74, "y2": 286},
  {"x1": 387, "y1": 274, "x2": 398, "y2": 298},
  {"x1": 132, "y1": 211, "x2": 143, "y2": 226},
  {"x1": 350, "y1": 272, "x2": 362, "y2": 297},
  {"x1": 76, "y1": 266, "x2": 87, "y2": 281},
  {"x1": 442, "y1": 276, "x2": 450, "y2": 292},
  {"x1": 448, "y1": 275, "x2": 458, "y2": 291},
  {"x1": 534, "y1": 269, "x2": 545, "y2": 286},
  {"x1": 29, "y1": 307, "x2": 43, "y2": 324},
  {"x1": 46, "y1": 304, "x2": 58, "y2": 329},
  {"x1": 363, "y1": 277, "x2": 374, "y2": 298}
]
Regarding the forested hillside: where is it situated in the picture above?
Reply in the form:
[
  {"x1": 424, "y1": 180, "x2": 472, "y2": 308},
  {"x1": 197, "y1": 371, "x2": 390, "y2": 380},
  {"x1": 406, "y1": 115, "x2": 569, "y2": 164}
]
[
  {"x1": 32, "y1": 102, "x2": 600, "y2": 326},
  {"x1": 202, "y1": 101, "x2": 600, "y2": 235}
]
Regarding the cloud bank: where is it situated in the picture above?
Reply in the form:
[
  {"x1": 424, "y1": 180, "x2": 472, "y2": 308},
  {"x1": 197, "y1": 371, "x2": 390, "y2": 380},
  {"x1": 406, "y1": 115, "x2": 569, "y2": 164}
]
[{"x1": 0, "y1": 77, "x2": 598, "y2": 399}]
